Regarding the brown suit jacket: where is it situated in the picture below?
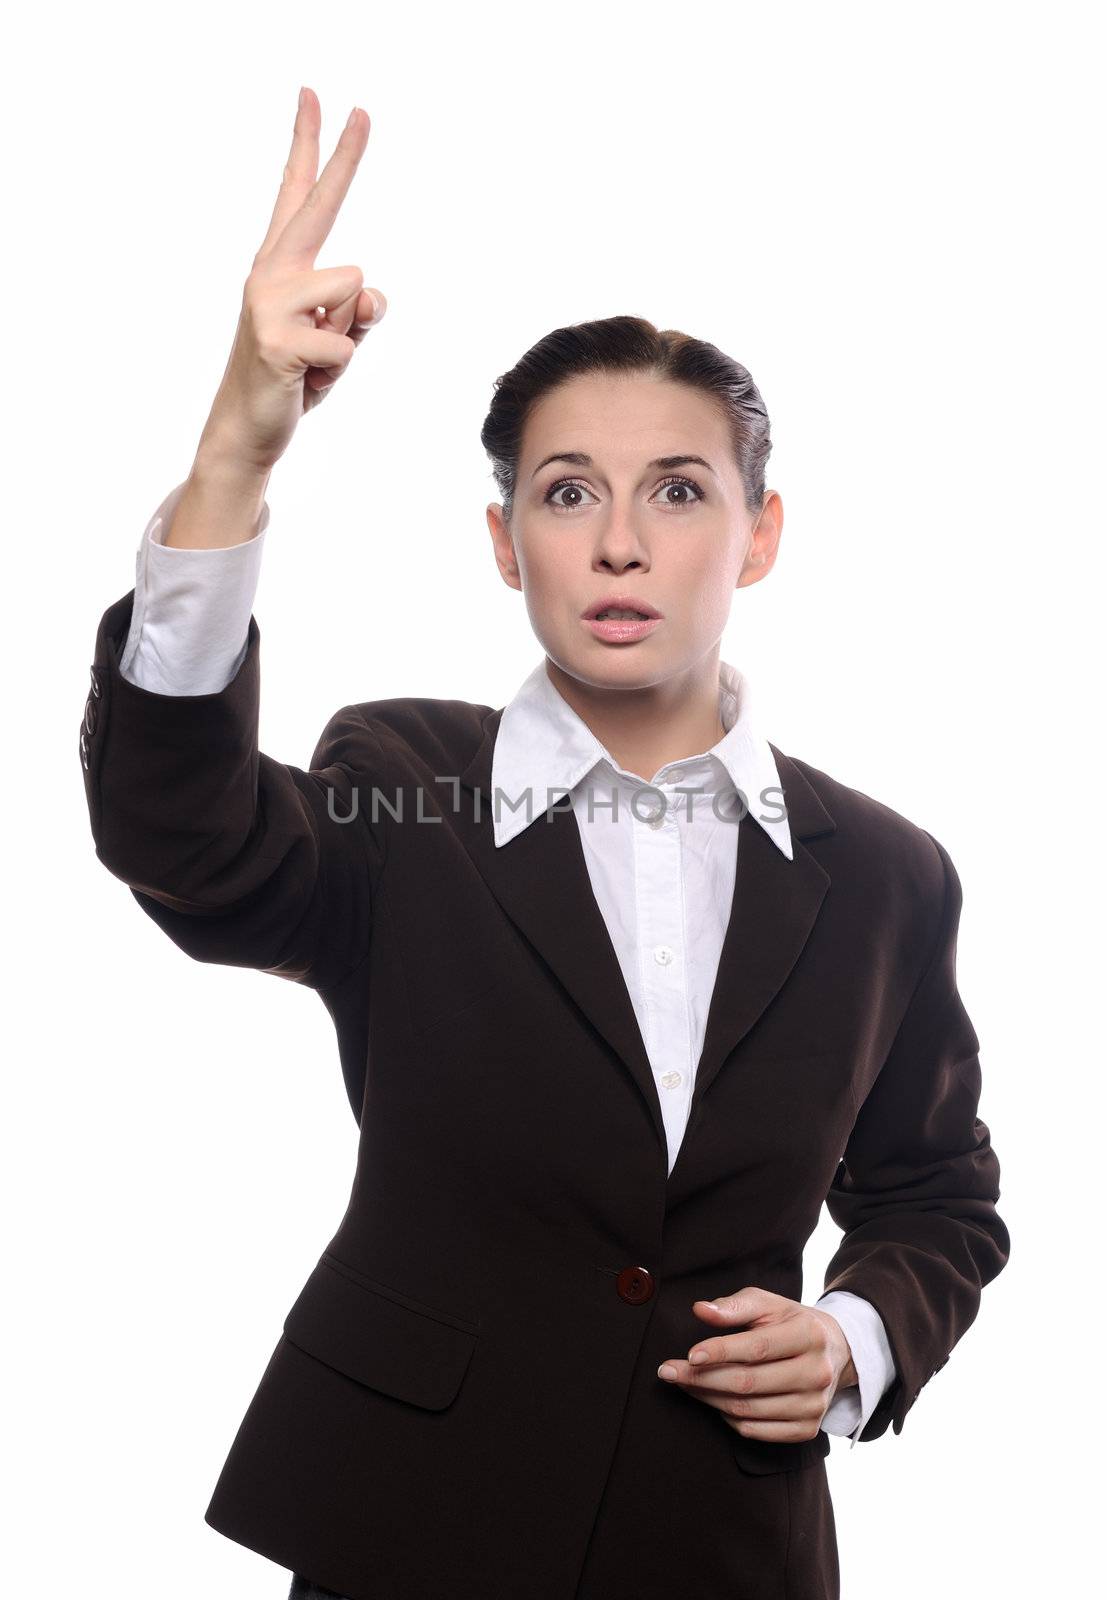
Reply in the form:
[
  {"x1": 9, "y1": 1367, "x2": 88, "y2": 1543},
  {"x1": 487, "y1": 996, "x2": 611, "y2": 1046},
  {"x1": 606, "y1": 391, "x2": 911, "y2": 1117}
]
[{"x1": 80, "y1": 588, "x2": 1010, "y2": 1600}]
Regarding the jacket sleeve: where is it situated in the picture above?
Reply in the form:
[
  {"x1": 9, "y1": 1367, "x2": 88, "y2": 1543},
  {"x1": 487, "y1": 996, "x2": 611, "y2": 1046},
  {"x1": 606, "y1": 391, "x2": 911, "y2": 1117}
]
[
  {"x1": 80, "y1": 587, "x2": 386, "y2": 994},
  {"x1": 820, "y1": 830, "x2": 1010, "y2": 1441}
]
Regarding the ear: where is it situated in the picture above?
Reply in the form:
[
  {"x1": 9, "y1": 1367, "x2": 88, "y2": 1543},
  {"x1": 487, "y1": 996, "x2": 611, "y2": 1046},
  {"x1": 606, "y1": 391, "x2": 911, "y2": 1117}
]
[
  {"x1": 736, "y1": 490, "x2": 783, "y2": 590},
  {"x1": 487, "y1": 502, "x2": 521, "y2": 590}
]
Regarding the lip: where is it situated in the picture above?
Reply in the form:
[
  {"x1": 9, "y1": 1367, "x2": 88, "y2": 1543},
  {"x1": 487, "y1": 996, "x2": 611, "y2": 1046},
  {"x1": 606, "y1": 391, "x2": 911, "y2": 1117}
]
[
  {"x1": 583, "y1": 615, "x2": 663, "y2": 645},
  {"x1": 581, "y1": 595, "x2": 662, "y2": 621}
]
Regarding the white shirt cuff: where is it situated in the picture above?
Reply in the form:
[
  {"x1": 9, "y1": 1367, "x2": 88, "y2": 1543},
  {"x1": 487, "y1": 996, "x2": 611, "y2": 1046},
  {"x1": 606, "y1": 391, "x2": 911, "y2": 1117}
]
[
  {"x1": 815, "y1": 1289, "x2": 897, "y2": 1449},
  {"x1": 118, "y1": 478, "x2": 268, "y2": 695}
]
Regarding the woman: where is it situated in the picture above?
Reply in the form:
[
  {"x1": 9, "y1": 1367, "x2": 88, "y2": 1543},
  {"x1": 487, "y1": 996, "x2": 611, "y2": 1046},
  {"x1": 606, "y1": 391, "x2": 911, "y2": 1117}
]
[{"x1": 80, "y1": 88, "x2": 1009, "y2": 1600}]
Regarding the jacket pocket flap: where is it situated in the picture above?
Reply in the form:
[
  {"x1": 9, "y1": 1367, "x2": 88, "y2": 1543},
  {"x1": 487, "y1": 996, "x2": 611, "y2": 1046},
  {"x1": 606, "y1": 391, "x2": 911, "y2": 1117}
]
[
  {"x1": 282, "y1": 1254, "x2": 479, "y2": 1412},
  {"x1": 730, "y1": 1427, "x2": 831, "y2": 1474}
]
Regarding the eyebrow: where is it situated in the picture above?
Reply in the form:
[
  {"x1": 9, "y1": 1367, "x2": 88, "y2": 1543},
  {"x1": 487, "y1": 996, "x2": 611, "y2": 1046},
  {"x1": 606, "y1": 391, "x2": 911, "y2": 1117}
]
[{"x1": 530, "y1": 451, "x2": 719, "y2": 480}]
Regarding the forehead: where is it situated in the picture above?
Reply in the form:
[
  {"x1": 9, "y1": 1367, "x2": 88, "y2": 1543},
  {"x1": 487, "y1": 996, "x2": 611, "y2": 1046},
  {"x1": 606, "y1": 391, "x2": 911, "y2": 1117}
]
[{"x1": 521, "y1": 372, "x2": 730, "y2": 467}]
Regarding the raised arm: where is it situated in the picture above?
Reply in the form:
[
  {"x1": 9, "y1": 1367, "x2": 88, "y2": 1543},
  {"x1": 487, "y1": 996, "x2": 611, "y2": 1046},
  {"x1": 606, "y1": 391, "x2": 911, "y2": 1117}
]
[{"x1": 80, "y1": 88, "x2": 389, "y2": 994}]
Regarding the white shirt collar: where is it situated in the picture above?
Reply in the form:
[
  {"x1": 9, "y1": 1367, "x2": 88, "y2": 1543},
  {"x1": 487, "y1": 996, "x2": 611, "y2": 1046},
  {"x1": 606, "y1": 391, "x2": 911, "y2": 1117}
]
[{"x1": 490, "y1": 657, "x2": 793, "y2": 860}]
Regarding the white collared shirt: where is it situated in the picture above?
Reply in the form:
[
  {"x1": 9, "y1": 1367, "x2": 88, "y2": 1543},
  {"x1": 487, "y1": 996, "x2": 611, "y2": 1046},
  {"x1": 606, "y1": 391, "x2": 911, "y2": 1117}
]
[
  {"x1": 491, "y1": 653, "x2": 791, "y2": 1179},
  {"x1": 114, "y1": 481, "x2": 897, "y2": 1445}
]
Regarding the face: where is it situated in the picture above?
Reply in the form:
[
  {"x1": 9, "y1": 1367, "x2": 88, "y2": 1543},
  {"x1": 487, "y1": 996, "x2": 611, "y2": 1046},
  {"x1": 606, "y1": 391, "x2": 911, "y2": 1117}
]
[{"x1": 486, "y1": 371, "x2": 782, "y2": 693}]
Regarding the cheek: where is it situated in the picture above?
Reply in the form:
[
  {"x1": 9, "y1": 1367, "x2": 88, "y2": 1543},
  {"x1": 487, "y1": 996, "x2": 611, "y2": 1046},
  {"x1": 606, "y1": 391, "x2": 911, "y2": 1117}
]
[
  {"x1": 517, "y1": 545, "x2": 575, "y2": 610},
  {"x1": 515, "y1": 561, "x2": 572, "y2": 649},
  {"x1": 682, "y1": 549, "x2": 740, "y2": 626}
]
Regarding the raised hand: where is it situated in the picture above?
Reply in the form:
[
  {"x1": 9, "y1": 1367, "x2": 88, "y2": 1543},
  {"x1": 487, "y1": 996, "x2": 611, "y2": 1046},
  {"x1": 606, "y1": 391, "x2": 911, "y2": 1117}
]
[{"x1": 200, "y1": 86, "x2": 387, "y2": 475}]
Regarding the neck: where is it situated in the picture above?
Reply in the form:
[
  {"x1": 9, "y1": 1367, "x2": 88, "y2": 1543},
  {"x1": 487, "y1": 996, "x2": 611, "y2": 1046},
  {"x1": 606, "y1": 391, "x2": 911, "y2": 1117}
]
[{"x1": 544, "y1": 653, "x2": 727, "y2": 783}]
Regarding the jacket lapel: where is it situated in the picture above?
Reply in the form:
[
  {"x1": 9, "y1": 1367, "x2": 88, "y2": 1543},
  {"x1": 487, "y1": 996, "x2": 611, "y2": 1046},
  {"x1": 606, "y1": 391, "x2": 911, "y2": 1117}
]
[
  {"x1": 691, "y1": 758, "x2": 834, "y2": 1113},
  {"x1": 456, "y1": 710, "x2": 835, "y2": 1169}
]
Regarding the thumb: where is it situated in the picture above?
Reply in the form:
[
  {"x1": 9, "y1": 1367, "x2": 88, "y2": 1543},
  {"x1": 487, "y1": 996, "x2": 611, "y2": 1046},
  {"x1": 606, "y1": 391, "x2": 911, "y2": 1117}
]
[
  {"x1": 692, "y1": 1286, "x2": 779, "y2": 1324},
  {"x1": 353, "y1": 286, "x2": 387, "y2": 327}
]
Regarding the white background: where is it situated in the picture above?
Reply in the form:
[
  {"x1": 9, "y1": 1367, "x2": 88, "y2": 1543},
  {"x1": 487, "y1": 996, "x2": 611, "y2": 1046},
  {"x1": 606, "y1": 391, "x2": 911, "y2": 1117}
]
[{"x1": 6, "y1": 1, "x2": 1103, "y2": 1594}]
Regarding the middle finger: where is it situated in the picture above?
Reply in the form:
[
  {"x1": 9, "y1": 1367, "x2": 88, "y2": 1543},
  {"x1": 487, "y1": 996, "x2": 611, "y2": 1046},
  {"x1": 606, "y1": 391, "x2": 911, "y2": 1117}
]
[{"x1": 274, "y1": 105, "x2": 370, "y2": 265}]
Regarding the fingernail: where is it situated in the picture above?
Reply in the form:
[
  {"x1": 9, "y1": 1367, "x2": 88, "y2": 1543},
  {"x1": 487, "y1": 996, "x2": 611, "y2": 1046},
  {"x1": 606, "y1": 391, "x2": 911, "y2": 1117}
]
[
  {"x1": 689, "y1": 1350, "x2": 709, "y2": 1364},
  {"x1": 356, "y1": 294, "x2": 381, "y2": 326},
  {"x1": 658, "y1": 1363, "x2": 677, "y2": 1380},
  {"x1": 346, "y1": 107, "x2": 360, "y2": 130}
]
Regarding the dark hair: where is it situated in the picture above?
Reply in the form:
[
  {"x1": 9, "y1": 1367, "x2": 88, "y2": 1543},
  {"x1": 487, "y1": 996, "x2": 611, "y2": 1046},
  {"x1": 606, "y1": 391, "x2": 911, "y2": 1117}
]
[{"x1": 480, "y1": 314, "x2": 772, "y2": 524}]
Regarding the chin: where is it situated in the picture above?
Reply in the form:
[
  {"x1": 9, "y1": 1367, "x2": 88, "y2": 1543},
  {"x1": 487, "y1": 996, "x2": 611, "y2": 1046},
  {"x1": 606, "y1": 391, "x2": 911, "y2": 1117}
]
[{"x1": 545, "y1": 637, "x2": 681, "y2": 692}]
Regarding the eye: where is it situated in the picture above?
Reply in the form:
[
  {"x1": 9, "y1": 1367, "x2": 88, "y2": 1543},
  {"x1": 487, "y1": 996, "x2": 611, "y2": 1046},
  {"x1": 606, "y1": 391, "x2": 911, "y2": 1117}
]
[
  {"x1": 543, "y1": 479, "x2": 600, "y2": 512},
  {"x1": 542, "y1": 474, "x2": 706, "y2": 513},
  {"x1": 649, "y1": 475, "x2": 705, "y2": 509}
]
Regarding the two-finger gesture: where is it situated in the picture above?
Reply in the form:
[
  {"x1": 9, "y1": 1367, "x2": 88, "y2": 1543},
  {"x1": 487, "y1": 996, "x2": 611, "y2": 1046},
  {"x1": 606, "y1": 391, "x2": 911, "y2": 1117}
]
[{"x1": 203, "y1": 86, "x2": 387, "y2": 473}]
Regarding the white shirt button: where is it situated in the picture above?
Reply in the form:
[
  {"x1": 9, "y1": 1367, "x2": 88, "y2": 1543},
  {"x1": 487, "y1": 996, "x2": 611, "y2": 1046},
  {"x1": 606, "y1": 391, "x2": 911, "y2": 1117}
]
[
  {"x1": 647, "y1": 810, "x2": 665, "y2": 829},
  {"x1": 660, "y1": 1070, "x2": 683, "y2": 1089},
  {"x1": 653, "y1": 944, "x2": 674, "y2": 966},
  {"x1": 669, "y1": 769, "x2": 685, "y2": 784}
]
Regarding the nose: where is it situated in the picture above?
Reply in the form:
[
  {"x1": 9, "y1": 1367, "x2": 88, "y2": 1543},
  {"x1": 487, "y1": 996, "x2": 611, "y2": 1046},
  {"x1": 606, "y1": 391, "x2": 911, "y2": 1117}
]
[{"x1": 592, "y1": 516, "x2": 649, "y2": 572}]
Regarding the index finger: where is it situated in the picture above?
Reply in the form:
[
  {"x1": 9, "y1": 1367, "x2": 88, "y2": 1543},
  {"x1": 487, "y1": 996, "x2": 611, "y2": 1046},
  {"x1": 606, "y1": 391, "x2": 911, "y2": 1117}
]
[
  {"x1": 686, "y1": 1322, "x2": 805, "y2": 1366},
  {"x1": 271, "y1": 103, "x2": 370, "y2": 266},
  {"x1": 255, "y1": 85, "x2": 321, "y2": 261}
]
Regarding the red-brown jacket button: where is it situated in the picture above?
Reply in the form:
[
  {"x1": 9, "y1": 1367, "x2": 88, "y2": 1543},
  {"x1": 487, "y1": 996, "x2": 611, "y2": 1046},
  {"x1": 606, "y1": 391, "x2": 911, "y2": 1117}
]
[{"x1": 616, "y1": 1266, "x2": 655, "y2": 1305}]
